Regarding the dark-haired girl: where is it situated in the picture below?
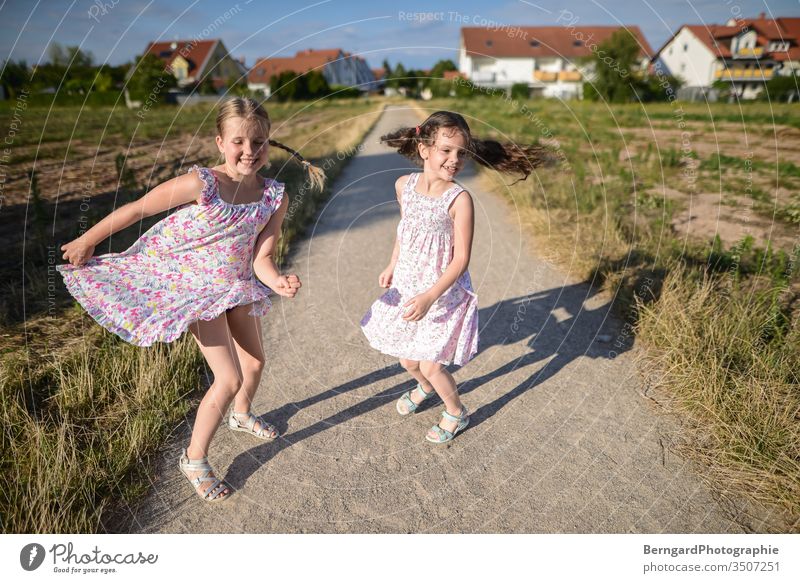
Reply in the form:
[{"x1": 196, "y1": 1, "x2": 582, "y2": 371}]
[{"x1": 360, "y1": 111, "x2": 547, "y2": 443}]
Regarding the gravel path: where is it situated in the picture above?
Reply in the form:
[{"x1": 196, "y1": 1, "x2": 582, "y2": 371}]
[{"x1": 125, "y1": 105, "x2": 745, "y2": 533}]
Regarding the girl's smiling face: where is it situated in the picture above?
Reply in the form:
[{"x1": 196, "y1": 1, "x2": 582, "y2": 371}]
[
  {"x1": 216, "y1": 116, "x2": 270, "y2": 176},
  {"x1": 419, "y1": 127, "x2": 468, "y2": 181}
]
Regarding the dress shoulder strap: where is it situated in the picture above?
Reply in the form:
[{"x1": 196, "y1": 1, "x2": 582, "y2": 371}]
[
  {"x1": 400, "y1": 172, "x2": 420, "y2": 207},
  {"x1": 440, "y1": 182, "x2": 465, "y2": 209}
]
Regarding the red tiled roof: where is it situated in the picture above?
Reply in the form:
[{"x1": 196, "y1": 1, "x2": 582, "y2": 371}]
[
  {"x1": 653, "y1": 16, "x2": 800, "y2": 62},
  {"x1": 371, "y1": 67, "x2": 386, "y2": 80},
  {"x1": 443, "y1": 70, "x2": 466, "y2": 80},
  {"x1": 248, "y1": 49, "x2": 343, "y2": 83},
  {"x1": 144, "y1": 39, "x2": 217, "y2": 77},
  {"x1": 461, "y1": 26, "x2": 653, "y2": 59}
]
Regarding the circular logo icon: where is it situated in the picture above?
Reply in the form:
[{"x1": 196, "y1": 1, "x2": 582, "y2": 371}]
[{"x1": 20, "y1": 543, "x2": 46, "y2": 571}]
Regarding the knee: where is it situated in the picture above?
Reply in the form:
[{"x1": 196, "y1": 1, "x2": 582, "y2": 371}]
[
  {"x1": 212, "y1": 377, "x2": 242, "y2": 397},
  {"x1": 419, "y1": 361, "x2": 443, "y2": 378},
  {"x1": 240, "y1": 357, "x2": 265, "y2": 379},
  {"x1": 400, "y1": 358, "x2": 420, "y2": 373}
]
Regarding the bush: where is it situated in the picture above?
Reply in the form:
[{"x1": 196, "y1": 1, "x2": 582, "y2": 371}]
[
  {"x1": 511, "y1": 83, "x2": 530, "y2": 100},
  {"x1": 269, "y1": 70, "x2": 331, "y2": 102},
  {"x1": 25, "y1": 91, "x2": 126, "y2": 107},
  {"x1": 327, "y1": 85, "x2": 361, "y2": 99}
]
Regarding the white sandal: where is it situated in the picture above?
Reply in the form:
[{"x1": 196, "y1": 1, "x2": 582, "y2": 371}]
[
  {"x1": 228, "y1": 411, "x2": 279, "y2": 439},
  {"x1": 178, "y1": 448, "x2": 232, "y2": 502}
]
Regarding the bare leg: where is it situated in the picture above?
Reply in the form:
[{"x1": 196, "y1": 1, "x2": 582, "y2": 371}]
[
  {"x1": 184, "y1": 312, "x2": 243, "y2": 499},
  {"x1": 419, "y1": 361, "x2": 464, "y2": 436},
  {"x1": 225, "y1": 304, "x2": 276, "y2": 437},
  {"x1": 397, "y1": 358, "x2": 435, "y2": 414}
]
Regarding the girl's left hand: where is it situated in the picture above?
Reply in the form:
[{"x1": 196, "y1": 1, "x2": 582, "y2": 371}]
[
  {"x1": 273, "y1": 274, "x2": 302, "y2": 298},
  {"x1": 402, "y1": 292, "x2": 435, "y2": 321}
]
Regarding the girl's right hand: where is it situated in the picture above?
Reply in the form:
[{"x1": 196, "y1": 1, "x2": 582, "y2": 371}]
[
  {"x1": 378, "y1": 266, "x2": 394, "y2": 288},
  {"x1": 60, "y1": 237, "x2": 95, "y2": 267}
]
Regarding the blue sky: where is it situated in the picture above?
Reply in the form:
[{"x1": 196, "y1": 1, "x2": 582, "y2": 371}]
[{"x1": 1, "y1": 0, "x2": 799, "y2": 71}]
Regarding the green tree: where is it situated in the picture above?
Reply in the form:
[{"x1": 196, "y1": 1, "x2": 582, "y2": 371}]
[
  {"x1": 270, "y1": 71, "x2": 299, "y2": 101},
  {"x1": 269, "y1": 70, "x2": 331, "y2": 101},
  {"x1": 387, "y1": 63, "x2": 406, "y2": 89},
  {"x1": 93, "y1": 66, "x2": 114, "y2": 92},
  {"x1": 196, "y1": 76, "x2": 218, "y2": 95},
  {"x1": 429, "y1": 59, "x2": 457, "y2": 79},
  {"x1": 583, "y1": 29, "x2": 642, "y2": 103},
  {"x1": 761, "y1": 74, "x2": 800, "y2": 102},
  {"x1": 127, "y1": 53, "x2": 177, "y2": 101},
  {"x1": 48, "y1": 43, "x2": 94, "y2": 67},
  {"x1": 0, "y1": 59, "x2": 30, "y2": 98},
  {"x1": 305, "y1": 70, "x2": 330, "y2": 97}
]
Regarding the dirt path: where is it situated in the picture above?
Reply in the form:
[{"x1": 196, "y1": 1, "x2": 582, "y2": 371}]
[{"x1": 124, "y1": 106, "x2": 747, "y2": 533}]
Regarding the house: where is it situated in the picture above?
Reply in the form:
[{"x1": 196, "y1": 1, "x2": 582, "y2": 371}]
[
  {"x1": 371, "y1": 67, "x2": 387, "y2": 92},
  {"x1": 651, "y1": 14, "x2": 800, "y2": 99},
  {"x1": 142, "y1": 38, "x2": 247, "y2": 90},
  {"x1": 248, "y1": 48, "x2": 376, "y2": 97},
  {"x1": 458, "y1": 26, "x2": 653, "y2": 99}
]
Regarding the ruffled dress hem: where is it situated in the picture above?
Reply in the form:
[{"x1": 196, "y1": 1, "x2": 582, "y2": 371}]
[
  {"x1": 361, "y1": 280, "x2": 479, "y2": 367},
  {"x1": 58, "y1": 266, "x2": 273, "y2": 347}
]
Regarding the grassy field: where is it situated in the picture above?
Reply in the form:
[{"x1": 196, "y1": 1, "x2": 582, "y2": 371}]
[
  {"x1": 423, "y1": 96, "x2": 800, "y2": 531},
  {"x1": 0, "y1": 97, "x2": 385, "y2": 533},
  {"x1": 2, "y1": 95, "x2": 798, "y2": 532}
]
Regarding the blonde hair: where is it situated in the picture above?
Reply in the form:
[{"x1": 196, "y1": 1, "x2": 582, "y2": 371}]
[{"x1": 216, "y1": 97, "x2": 326, "y2": 191}]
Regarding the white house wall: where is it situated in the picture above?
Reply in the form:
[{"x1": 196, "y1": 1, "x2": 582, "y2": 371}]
[
  {"x1": 458, "y1": 42, "x2": 472, "y2": 77},
  {"x1": 496, "y1": 57, "x2": 534, "y2": 85},
  {"x1": 656, "y1": 27, "x2": 718, "y2": 87}
]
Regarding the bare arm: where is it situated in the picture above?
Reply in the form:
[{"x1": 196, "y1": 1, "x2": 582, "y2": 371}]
[
  {"x1": 60, "y1": 171, "x2": 203, "y2": 266},
  {"x1": 252, "y1": 194, "x2": 300, "y2": 298},
  {"x1": 378, "y1": 175, "x2": 409, "y2": 288},
  {"x1": 426, "y1": 191, "x2": 474, "y2": 299}
]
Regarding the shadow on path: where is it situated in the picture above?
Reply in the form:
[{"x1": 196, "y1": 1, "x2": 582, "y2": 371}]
[{"x1": 225, "y1": 281, "x2": 629, "y2": 489}]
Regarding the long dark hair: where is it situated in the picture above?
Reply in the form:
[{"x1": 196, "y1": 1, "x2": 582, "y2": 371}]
[{"x1": 380, "y1": 110, "x2": 551, "y2": 184}]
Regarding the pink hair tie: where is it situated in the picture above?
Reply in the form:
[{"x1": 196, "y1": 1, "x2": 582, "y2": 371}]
[{"x1": 415, "y1": 125, "x2": 420, "y2": 135}]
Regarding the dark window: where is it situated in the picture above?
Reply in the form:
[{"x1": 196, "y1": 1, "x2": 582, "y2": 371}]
[
  {"x1": 530, "y1": 40, "x2": 540, "y2": 47},
  {"x1": 573, "y1": 40, "x2": 582, "y2": 47},
  {"x1": 486, "y1": 40, "x2": 493, "y2": 47}
]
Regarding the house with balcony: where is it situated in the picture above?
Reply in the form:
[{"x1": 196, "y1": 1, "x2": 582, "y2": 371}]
[
  {"x1": 141, "y1": 39, "x2": 247, "y2": 90},
  {"x1": 651, "y1": 14, "x2": 800, "y2": 99},
  {"x1": 248, "y1": 48, "x2": 377, "y2": 97},
  {"x1": 458, "y1": 26, "x2": 653, "y2": 99}
]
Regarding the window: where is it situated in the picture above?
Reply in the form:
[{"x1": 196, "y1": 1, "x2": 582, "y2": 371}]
[
  {"x1": 530, "y1": 40, "x2": 540, "y2": 47},
  {"x1": 683, "y1": 43, "x2": 688, "y2": 52},
  {"x1": 680, "y1": 63, "x2": 686, "y2": 72},
  {"x1": 669, "y1": 46, "x2": 673, "y2": 55},
  {"x1": 485, "y1": 40, "x2": 493, "y2": 47},
  {"x1": 573, "y1": 40, "x2": 583, "y2": 47}
]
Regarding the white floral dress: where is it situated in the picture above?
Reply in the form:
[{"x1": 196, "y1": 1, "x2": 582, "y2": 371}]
[{"x1": 360, "y1": 172, "x2": 479, "y2": 366}]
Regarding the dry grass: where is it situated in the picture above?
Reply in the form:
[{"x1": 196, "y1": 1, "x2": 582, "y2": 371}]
[{"x1": 635, "y1": 269, "x2": 800, "y2": 531}]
